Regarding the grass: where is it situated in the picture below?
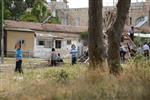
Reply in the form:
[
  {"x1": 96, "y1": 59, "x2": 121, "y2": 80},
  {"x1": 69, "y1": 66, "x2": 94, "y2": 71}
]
[
  {"x1": 4, "y1": 57, "x2": 46, "y2": 65},
  {"x1": 0, "y1": 57, "x2": 150, "y2": 100}
]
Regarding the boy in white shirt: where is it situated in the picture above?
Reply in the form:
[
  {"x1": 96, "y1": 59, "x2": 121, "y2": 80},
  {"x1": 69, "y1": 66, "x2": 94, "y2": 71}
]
[{"x1": 143, "y1": 42, "x2": 150, "y2": 58}]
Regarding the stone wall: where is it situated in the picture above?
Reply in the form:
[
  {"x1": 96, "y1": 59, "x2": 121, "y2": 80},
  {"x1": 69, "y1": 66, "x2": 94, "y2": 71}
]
[{"x1": 57, "y1": 1, "x2": 150, "y2": 27}]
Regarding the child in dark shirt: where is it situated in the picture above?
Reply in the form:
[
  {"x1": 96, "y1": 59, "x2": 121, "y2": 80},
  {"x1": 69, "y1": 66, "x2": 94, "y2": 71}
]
[{"x1": 51, "y1": 48, "x2": 57, "y2": 66}]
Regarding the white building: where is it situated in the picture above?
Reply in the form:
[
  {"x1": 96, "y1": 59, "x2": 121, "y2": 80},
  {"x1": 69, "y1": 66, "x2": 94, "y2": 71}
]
[{"x1": 4, "y1": 20, "x2": 87, "y2": 59}]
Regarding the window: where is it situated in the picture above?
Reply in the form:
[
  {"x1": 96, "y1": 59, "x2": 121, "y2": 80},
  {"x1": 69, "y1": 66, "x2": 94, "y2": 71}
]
[
  {"x1": 67, "y1": 40, "x2": 71, "y2": 45},
  {"x1": 44, "y1": 40, "x2": 53, "y2": 48},
  {"x1": 63, "y1": 17, "x2": 68, "y2": 25},
  {"x1": 55, "y1": 40, "x2": 61, "y2": 49},
  {"x1": 75, "y1": 17, "x2": 80, "y2": 26},
  {"x1": 18, "y1": 40, "x2": 25, "y2": 46},
  {"x1": 38, "y1": 40, "x2": 45, "y2": 46},
  {"x1": 130, "y1": 17, "x2": 132, "y2": 25}
]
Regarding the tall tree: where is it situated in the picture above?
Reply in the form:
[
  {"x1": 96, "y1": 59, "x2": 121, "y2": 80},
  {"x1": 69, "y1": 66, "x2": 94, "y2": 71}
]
[
  {"x1": 0, "y1": 0, "x2": 2, "y2": 56},
  {"x1": 31, "y1": 0, "x2": 48, "y2": 22},
  {"x1": 25, "y1": 0, "x2": 35, "y2": 8},
  {"x1": 0, "y1": 0, "x2": 4, "y2": 63},
  {"x1": 107, "y1": 0, "x2": 131, "y2": 74},
  {"x1": 20, "y1": 12, "x2": 38, "y2": 22},
  {"x1": 4, "y1": 0, "x2": 27, "y2": 20},
  {"x1": 88, "y1": 0, "x2": 106, "y2": 68}
]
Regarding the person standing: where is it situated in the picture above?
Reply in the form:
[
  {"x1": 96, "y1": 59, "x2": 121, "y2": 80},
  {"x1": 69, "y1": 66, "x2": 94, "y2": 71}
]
[
  {"x1": 70, "y1": 44, "x2": 78, "y2": 65},
  {"x1": 129, "y1": 26, "x2": 135, "y2": 41},
  {"x1": 15, "y1": 43, "x2": 23, "y2": 74},
  {"x1": 143, "y1": 42, "x2": 150, "y2": 58},
  {"x1": 137, "y1": 45, "x2": 143, "y2": 55},
  {"x1": 51, "y1": 48, "x2": 57, "y2": 66},
  {"x1": 120, "y1": 45, "x2": 127, "y2": 62}
]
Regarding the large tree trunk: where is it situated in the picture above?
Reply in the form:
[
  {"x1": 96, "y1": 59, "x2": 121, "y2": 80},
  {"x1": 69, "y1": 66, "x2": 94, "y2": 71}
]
[
  {"x1": 107, "y1": 0, "x2": 131, "y2": 74},
  {"x1": 88, "y1": 0, "x2": 106, "y2": 68},
  {"x1": 0, "y1": 28, "x2": 1, "y2": 57},
  {"x1": 0, "y1": 24, "x2": 1, "y2": 56}
]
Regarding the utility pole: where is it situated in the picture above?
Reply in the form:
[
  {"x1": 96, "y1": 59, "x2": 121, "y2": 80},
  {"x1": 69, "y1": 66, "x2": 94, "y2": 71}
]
[
  {"x1": 149, "y1": 7, "x2": 150, "y2": 26},
  {"x1": 1, "y1": 0, "x2": 4, "y2": 64}
]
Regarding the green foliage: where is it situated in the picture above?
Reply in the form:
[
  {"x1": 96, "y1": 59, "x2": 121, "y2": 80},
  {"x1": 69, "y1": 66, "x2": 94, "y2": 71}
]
[
  {"x1": 3, "y1": 0, "x2": 62, "y2": 24},
  {"x1": 4, "y1": 9, "x2": 12, "y2": 19},
  {"x1": 43, "y1": 65, "x2": 84, "y2": 82},
  {"x1": 0, "y1": 0, "x2": 2, "y2": 23},
  {"x1": 25, "y1": 0, "x2": 35, "y2": 8},
  {"x1": 4, "y1": 0, "x2": 27, "y2": 20},
  {"x1": 80, "y1": 32, "x2": 89, "y2": 40},
  {"x1": 134, "y1": 37, "x2": 150, "y2": 46},
  {"x1": 20, "y1": 12, "x2": 38, "y2": 22},
  {"x1": 48, "y1": 16, "x2": 61, "y2": 24},
  {"x1": 55, "y1": 69, "x2": 69, "y2": 83},
  {"x1": 31, "y1": 0, "x2": 48, "y2": 22}
]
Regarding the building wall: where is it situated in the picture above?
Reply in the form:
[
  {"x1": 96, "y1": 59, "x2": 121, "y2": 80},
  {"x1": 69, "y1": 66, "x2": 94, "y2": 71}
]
[
  {"x1": 57, "y1": 1, "x2": 150, "y2": 27},
  {"x1": 57, "y1": 8, "x2": 88, "y2": 26},
  {"x1": 6, "y1": 30, "x2": 35, "y2": 52},
  {"x1": 33, "y1": 31, "x2": 82, "y2": 59},
  {"x1": 36, "y1": 31, "x2": 80, "y2": 38},
  {"x1": 129, "y1": 2, "x2": 150, "y2": 26}
]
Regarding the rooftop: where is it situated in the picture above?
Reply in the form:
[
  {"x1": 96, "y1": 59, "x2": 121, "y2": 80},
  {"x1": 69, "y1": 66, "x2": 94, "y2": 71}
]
[{"x1": 4, "y1": 20, "x2": 88, "y2": 33}]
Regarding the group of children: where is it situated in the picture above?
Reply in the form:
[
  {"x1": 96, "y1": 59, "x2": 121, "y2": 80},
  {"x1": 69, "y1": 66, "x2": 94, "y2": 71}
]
[
  {"x1": 137, "y1": 42, "x2": 150, "y2": 58},
  {"x1": 120, "y1": 42, "x2": 150, "y2": 62},
  {"x1": 49, "y1": 44, "x2": 78, "y2": 66},
  {"x1": 14, "y1": 43, "x2": 78, "y2": 74},
  {"x1": 49, "y1": 48, "x2": 64, "y2": 66}
]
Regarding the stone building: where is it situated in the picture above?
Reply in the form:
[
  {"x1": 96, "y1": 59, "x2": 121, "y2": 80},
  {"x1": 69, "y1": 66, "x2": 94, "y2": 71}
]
[{"x1": 56, "y1": 0, "x2": 150, "y2": 28}]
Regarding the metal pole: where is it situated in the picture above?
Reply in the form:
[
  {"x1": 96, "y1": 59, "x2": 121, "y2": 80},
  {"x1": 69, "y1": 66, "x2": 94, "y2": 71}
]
[
  {"x1": 149, "y1": 7, "x2": 150, "y2": 26},
  {"x1": 1, "y1": 0, "x2": 4, "y2": 64}
]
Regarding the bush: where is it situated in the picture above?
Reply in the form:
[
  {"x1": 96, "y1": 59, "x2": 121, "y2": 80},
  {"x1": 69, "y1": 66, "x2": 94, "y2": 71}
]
[
  {"x1": 48, "y1": 16, "x2": 61, "y2": 24},
  {"x1": 20, "y1": 12, "x2": 38, "y2": 22},
  {"x1": 80, "y1": 32, "x2": 89, "y2": 40}
]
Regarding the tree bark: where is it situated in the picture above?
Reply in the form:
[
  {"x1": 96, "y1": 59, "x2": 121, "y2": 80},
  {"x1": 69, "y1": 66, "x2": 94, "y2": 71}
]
[
  {"x1": 107, "y1": 0, "x2": 131, "y2": 74},
  {"x1": 0, "y1": 0, "x2": 2, "y2": 56},
  {"x1": 88, "y1": 0, "x2": 106, "y2": 68}
]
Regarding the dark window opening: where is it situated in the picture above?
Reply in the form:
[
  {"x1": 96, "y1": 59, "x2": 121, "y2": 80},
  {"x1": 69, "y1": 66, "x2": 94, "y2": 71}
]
[
  {"x1": 18, "y1": 40, "x2": 25, "y2": 46},
  {"x1": 55, "y1": 40, "x2": 61, "y2": 49},
  {"x1": 38, "y1": 40, "x2": 45, "y2": 46},
  {"x1": 67, "y1": 40, "x2": 71, "y2": 45},
  {"x1": 130, "y1": 17, "x2": 132, "y2": 25},
  {"x1": 44, "y1": 40, "x2": 53, "y2": 48}
]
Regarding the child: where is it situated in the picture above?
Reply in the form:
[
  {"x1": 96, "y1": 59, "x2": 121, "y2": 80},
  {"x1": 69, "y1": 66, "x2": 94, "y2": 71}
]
[
  {"x1": 15, "y1": 43, "x2": 23, "y2": 74},
  {"x1": 57, "y1": 53, "x2": 63, "y2": 63},
  {"x1": 70, "y1": 44, "x2": 78, "y2": 65},
  {"x1": 57, "y1": 53, "x2": 64, "y2": 65},
  {"x1": 129, "y1": 26, "x2": 134, "y2": 41},
  {"x1": 143, "y1": 42, "x2": 150, "y2": 58},
  {"x1": 51, "y1": 48, "x2": 57, "y2": 66},
  {"x1": 120, "y1": 45, "x2": 127, "y2": 62}
]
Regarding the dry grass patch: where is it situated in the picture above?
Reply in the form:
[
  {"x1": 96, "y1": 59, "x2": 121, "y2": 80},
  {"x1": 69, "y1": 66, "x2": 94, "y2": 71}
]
[{"x1": 0, "y1": 58, "x2": 150, "y2": 100}]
